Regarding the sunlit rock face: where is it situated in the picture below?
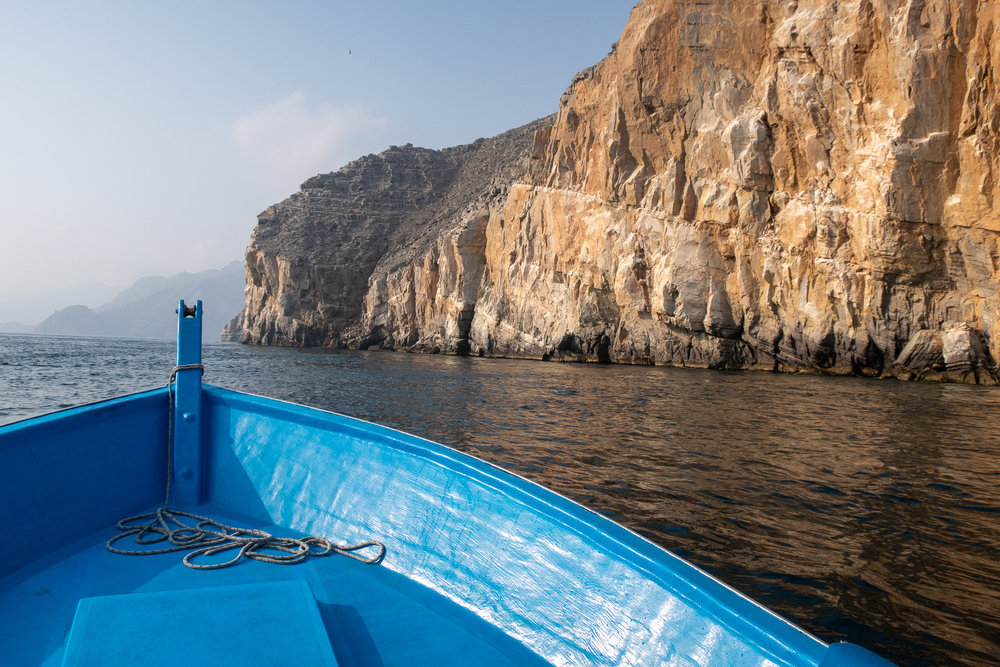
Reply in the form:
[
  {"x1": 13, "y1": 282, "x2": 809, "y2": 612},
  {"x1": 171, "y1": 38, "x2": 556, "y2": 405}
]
[
  {"x1": 226, "y1": 118, "x2": 549, "y2": 349},
  {"x1": 467, "y1": 0, "x2": 1000, "y2": 382},
  {"x1": 350, "y1": 210, "x2": 489, "y2": 354},
  {"x1": 235, "y1": 0, "x2": 1000, "y2": 383}
]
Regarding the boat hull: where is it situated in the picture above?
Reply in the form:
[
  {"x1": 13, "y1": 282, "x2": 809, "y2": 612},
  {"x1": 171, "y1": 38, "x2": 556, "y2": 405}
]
[{"x1": 0, "y1": 384, "x2": 889, "y2": 665}]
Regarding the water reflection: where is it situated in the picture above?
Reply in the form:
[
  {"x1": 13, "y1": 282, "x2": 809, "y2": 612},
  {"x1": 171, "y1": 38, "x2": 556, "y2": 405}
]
[{"x1": 2, "y1": 335, "x2": 999, "y2": 665}]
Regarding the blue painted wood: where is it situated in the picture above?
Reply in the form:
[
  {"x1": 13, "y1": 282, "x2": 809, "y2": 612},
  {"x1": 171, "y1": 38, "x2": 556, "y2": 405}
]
[
  {"x1": 172, "y1": 298, "x2": 204, "y2": 506},
  {"x1": 0, "y1": 304, "x2": 895, "y2": 666},
  {"x1": 0, "y1": 389, "x2": 167, "y2": 578},
  {"x1": 202, "y1": 386, "x2": 827, "y2": 666},
  {"x1": 63, "y1": 580, "x2": 337, "y2": 666},
  {"x1": 819, "y1": 642, "x2": 895, "y2": 666}
]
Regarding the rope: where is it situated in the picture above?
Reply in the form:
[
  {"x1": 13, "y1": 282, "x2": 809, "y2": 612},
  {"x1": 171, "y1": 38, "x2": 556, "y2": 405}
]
[{"x1": 106, "y1": 365, "x2": 386, "y2": 568}]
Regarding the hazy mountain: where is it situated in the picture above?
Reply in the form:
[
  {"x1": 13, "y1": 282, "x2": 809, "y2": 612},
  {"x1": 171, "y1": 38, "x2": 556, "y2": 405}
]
[
  {"x1": 96, "y1": 275, "x2": 177, "y2": 313},
  {"x1": 0, "y1": 282, "x2": 124, "y2": 328},
  {"x1": 33, "y1": 305, "x2": 106, "y2": 336},
  {"x1": 33, "y1": 261, "x2": 245, "y2": 340}
]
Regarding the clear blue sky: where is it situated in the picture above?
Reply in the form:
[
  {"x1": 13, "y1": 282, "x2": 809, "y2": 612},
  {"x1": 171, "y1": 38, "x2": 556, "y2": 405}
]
[{"x1": 0, "y1": 0, "x2": 635, "y2": 320}]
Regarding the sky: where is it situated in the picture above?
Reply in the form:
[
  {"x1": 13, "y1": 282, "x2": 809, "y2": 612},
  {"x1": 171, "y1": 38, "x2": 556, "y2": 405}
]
[{"x1": 0, "y1": 0, "x2": 636, "y2": 323}]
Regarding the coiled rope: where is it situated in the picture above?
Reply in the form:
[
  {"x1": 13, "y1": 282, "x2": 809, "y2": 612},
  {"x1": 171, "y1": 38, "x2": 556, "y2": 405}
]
[{"x1": 106, "y1": 365, "x2": 386, "y2": 569}]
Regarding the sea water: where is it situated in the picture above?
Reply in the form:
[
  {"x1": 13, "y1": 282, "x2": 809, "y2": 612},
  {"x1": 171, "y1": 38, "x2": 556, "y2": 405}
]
[{"x1": 1, "y1": 332, "x2": 998, "y2": 666}]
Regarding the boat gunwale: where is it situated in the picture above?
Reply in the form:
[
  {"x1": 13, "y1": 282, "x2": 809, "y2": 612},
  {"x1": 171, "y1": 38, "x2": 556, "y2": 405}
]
[
  {"x1": 205, "y1": 384, "x2": 829, "y2": 665},
  {"x1": 0, "y1": 382, "x2": 830, "y2": 666},
  {"x1": 0, "y1": 387, "x2": 168, "y2": 432}
]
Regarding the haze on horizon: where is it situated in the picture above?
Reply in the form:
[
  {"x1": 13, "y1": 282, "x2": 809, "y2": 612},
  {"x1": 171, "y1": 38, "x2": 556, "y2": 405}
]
[{"x1": 0, "y1": 0, "x2": 635, "y2": 323}]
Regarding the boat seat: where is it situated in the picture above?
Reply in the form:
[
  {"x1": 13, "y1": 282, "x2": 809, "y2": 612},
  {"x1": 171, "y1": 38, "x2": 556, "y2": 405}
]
[{"x1": 62, "y1": 580, "x2": 337, "y2": 666}]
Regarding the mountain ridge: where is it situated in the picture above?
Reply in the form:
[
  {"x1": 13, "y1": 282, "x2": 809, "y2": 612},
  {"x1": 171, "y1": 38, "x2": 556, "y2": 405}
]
[{"x1": 31, "y1": 261, "x2": 245, "y2": 340}]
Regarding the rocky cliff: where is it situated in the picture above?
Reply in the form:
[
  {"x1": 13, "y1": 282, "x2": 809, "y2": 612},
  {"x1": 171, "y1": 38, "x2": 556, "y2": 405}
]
[
  {"x1": 235, "y1": 0, "x2": 1000, "y2": 384},
  {"x1": 224, "y1": 118, "x2": 551, "y2": 348}
]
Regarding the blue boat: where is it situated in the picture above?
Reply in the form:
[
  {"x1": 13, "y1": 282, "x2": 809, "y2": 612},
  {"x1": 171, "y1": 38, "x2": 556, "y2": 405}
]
[{"x1": 0, "y1": 301, "x2": 892, "y2": 666}]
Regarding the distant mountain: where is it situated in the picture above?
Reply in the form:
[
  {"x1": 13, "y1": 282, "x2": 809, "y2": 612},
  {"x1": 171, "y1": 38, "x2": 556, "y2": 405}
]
[
  {"x1": 33, "y1": 262, "x2": 245, "y2": 340},
  {"x1": 0, "y1": 282, "x2": 124, "y2": 328},
  {"x1": 96, "y1": 275, "x2": 177, "y2": 313},
  {"x1": 33, "y1": 305, "x2": 106, "y2": 336}
]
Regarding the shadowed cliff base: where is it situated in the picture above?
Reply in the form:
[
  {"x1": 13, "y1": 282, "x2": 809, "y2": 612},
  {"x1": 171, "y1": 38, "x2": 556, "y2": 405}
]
[{"x1": 227, "y1": 0, "x2": 1000, "y2": 386}]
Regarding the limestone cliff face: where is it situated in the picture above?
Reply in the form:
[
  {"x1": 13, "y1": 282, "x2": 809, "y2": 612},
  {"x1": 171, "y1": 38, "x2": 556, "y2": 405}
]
[
  {"x1": 226, "y1": 119, "x2": 549, "y2": 347},
  {"x1": 351, "y1": 210, "x2": 488, "y2": 354},
  {"x1": 465, "y1": 0, "x2": 1000, "y2": 382},
  {"x1": 236, "y1": 0, "x2": 1000, "y2": 383}
]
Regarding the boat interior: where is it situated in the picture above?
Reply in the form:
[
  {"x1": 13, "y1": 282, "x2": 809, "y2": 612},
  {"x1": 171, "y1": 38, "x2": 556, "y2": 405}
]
[{"x1": 0, "y1": 384, "x2": 832, "y2": 666}]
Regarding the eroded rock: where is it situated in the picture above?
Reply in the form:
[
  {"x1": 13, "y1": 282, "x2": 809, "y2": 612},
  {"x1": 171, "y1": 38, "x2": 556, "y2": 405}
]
[{"x1": 234, "y1": 0, "x2": 1000, "y2": 384}]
